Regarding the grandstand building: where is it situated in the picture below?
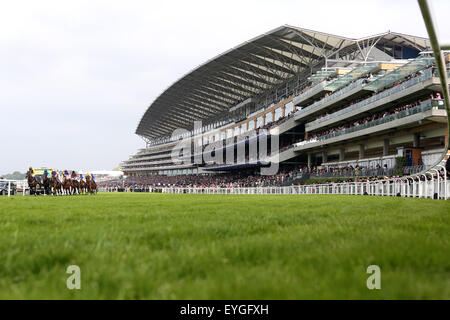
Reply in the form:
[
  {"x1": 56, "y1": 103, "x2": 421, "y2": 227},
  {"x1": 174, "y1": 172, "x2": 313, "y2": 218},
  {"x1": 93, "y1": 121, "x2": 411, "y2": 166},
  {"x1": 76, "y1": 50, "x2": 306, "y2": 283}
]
[{"x1": 122, "y1": 25, "x2": 449, "y2": 182}]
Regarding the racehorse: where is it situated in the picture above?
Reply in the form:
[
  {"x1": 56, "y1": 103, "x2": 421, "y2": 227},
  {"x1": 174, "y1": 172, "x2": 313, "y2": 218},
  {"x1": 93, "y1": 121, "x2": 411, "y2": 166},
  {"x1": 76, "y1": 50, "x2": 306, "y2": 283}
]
[
  {"x1": 79, "y1": 179, "x2": 87, "y2": 195},
  {"x1": 26, "y1": 170, "x2": 42, "y2": 196},
  {"x1": 71, "y1": 179, "x2": 80, "y2": 195},
  {"x1": 86, "y1": 176, "x2": 97, "y2": 195},
  {"x1": 50, "y1": 174, "x2": 63, "y2": 195},
  {"x1": 42, "y1": 172, "x2": 52, "y2": 195},
  {"x1": 62, "y1": 176, "x2": 73, "y2": 195},
  {"x1": 91, "y1": 179, "x2": 97, "y2": 194}
]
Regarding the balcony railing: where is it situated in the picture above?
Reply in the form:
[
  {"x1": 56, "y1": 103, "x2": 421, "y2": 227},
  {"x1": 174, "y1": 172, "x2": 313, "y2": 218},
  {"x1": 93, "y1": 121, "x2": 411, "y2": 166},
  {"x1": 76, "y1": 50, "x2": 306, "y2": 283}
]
[
  {"x1": 293, "y1": 81, "x2": 329, "y2": 105},
  {"x1": 297, "y1": 99, "x2": 434, "y2": 147},
  {"x1": 309, "y1": 166, "x2": 429, "y2": 179},
  {"x1": 295, "y1": 78, "x2": 365, "y2": 116},
  {"x1": 309, "y1": 68, "x2": 434, "y2": 126}
]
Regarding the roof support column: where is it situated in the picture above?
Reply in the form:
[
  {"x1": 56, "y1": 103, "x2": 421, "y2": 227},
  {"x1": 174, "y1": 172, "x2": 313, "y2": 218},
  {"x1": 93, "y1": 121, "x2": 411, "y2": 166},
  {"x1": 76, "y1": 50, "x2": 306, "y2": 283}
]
[
  {"x1": 383, "y1": 139, "x2": 390, "y2": 156},
  {"x1": 322, "y1": 150, "x2": 328, "y2": 163},
  {"x1": 359, "y1": 144, "x2": 365, "y2": 160},
  {"x1": 339, "y1": 148, "x2": 345, "y2": 162},
  {"x1": 413, "y1": 132, "x2": 421, "y2": 148}
]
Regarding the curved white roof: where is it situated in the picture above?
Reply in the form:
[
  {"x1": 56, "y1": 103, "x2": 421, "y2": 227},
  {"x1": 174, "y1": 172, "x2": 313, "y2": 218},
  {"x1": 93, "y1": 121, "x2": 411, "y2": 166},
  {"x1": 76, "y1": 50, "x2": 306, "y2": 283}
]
[{"x1": 136, "y1": 25, "x2": 430, "y2": 139}]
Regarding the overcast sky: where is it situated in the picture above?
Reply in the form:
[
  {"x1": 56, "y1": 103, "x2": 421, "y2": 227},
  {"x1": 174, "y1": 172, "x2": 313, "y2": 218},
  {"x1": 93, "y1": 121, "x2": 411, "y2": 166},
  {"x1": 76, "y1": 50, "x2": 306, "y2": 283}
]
[{"x1": 1, "y1": 0, "x2": 449, "y2": 174}]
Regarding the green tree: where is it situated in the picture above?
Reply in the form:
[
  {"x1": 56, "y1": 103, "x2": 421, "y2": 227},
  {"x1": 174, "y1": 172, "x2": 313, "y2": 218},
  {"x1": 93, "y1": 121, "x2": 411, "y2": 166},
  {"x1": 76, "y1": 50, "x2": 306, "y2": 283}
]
[
  {"x1": 394, "y1": 156, "x2": 406, "y2": 176},
  {"x1": 1, "y1": 171, "x2": 26, "y2": 180}
]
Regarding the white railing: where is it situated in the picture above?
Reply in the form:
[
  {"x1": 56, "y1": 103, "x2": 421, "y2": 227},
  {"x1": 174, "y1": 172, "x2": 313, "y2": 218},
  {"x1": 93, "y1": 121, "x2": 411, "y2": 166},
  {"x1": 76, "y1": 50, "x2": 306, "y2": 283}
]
[
  {"x1": 0, "y1": 179, "x2": 28, "y2": 197},
  {"x1": 309, "y1": 68, "x2": 434, "y2": 125},
  {"x1": 153, "y1": 178, "x2": 448, "y2": 199},
  {"x1": 99, "y1": 170, "x2": 448, "y2": 200}
]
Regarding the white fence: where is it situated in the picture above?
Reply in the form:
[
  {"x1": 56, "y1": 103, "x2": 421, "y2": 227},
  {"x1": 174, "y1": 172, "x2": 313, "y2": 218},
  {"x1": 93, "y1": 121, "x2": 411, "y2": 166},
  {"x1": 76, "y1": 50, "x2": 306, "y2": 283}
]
[
  {"x1": 0, "y1": 179, "x2": 28, "y2": 197},
  {"x1": 5, "y1": 173, "x2": 449, "y2": 200},
  {"x1": 156, "y1": 178, "x2": 448, "y2": 200},
  {"x1": 99, "y1": 175, "x2": 449, "y2": 200}
]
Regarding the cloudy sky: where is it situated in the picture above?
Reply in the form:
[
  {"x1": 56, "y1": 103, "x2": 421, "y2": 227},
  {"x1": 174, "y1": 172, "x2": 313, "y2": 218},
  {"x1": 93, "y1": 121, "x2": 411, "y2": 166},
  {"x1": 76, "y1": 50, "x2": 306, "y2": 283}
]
[{"x1": 1, "y1": 0, "x2": 449, "y2": 174}]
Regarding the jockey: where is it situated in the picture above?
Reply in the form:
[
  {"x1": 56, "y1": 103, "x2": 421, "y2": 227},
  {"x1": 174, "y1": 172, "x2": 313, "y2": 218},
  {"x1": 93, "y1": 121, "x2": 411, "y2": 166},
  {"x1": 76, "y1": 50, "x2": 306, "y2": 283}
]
[
  {"x1": 91, "y1": 173, "x2": 95, "y2": 181},
  {"x1": 62, "y1": 170, "x2": 70, "y2": 181},
  {"x1": 44, "y1": 170, "x2": 49, "y2": 178},
  {"x1": 29, "y1": 167, "x2": 36, "y2": 177},
  {"x1": 55, "y1": 171, "x2": 62, "y2": 182},
  {"x1": 79, "y1": 173, "x2": 84, "y2": 181},
  {"x1": 71, "y1": 170, "x2": 77, "y2": 180}
]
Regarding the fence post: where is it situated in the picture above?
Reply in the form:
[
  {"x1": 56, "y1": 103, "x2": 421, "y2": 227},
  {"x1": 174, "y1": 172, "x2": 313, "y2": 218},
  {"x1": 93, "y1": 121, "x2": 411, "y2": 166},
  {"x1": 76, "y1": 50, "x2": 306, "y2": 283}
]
[{"x1": 435, "y1": 165, "x2": 446, "y2": 200}]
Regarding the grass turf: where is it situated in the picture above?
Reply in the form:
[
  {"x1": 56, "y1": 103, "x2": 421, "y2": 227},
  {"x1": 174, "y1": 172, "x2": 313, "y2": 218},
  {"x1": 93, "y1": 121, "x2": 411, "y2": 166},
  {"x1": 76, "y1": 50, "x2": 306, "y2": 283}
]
[{"x1": 0, "y1": 193, "x2": 449, "y2": 299}]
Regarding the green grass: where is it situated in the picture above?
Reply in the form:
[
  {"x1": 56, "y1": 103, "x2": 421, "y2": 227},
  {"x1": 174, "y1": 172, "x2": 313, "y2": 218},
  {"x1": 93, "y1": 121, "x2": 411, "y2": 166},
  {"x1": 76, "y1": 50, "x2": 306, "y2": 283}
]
[{"x1": 0, "y1": 193, "x2": 449, "y2": 299}]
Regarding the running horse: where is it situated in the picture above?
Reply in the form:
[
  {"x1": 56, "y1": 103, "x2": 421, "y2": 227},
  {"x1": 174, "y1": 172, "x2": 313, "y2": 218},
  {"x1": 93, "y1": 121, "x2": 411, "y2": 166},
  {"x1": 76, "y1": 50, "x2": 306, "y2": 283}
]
[
  {"x1": 79, "y1": 178, "x2": 87, "y2": 195},
  {"x1": 42, "y1": 171, "x2": 52, "y2": 195},
  {"x1": 26, "y1": 169, "x2": 42, "y2": 196},
  {"x1": 50, "y1": 172, "x2": 63, "y2": 195},
  {"x1": 71, "y1": 179, "x2": 80, "y2": 195},
  {"x1": 62, "y1": 176, "x2": 73, "y2": 195},
  {"x1": 91, "y1": 179, "x2": 97, "y2": 194},
  {"x1": 85, "y1": 176, "x2": 98, "y2": 195}
]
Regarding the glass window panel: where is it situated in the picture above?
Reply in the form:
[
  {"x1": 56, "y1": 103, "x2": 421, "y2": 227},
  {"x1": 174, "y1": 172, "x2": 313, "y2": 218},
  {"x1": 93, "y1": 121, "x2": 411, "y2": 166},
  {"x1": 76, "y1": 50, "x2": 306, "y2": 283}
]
[
  {"x1": 248, "y1": 120, "x2": 255, "y2": 131},
  {"x1": 274, "y1": 107, "x2": 282, "y2": 121},
  {"x1": 285, "y1": 102, "x2": 294, "y2": 115},
  {"x1": 265, "y1": 112, "x2": 272, "y2": 124},
  {"x1": 324, "y1": 65, "x2": 379, "y2": 92},
  {"x1": 308, "y1": 70, "x2": 337, "y2": 84},
  {"x1": 364, "y1": 57, "x2": 434, "y2": 91},
  {"x1": 256, "y1": 117, "x2": 263, "y2": 129}
]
